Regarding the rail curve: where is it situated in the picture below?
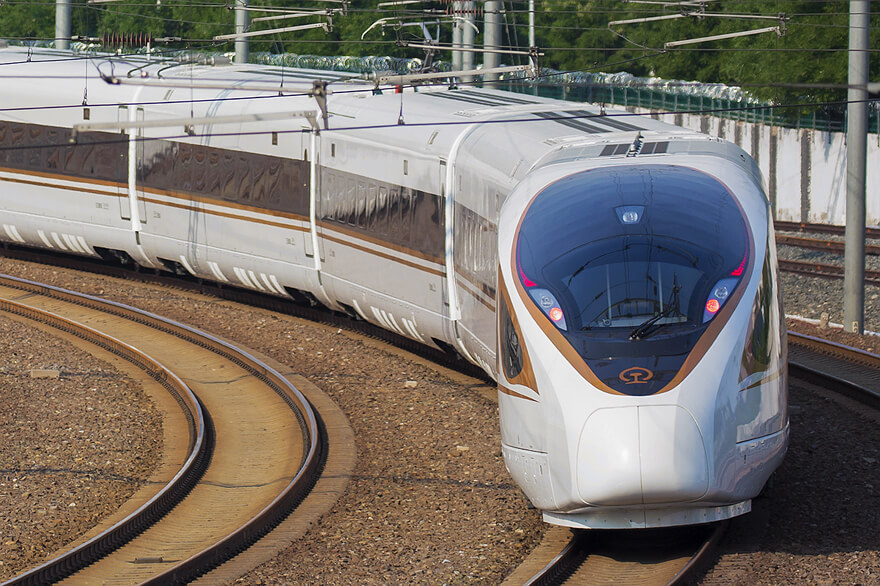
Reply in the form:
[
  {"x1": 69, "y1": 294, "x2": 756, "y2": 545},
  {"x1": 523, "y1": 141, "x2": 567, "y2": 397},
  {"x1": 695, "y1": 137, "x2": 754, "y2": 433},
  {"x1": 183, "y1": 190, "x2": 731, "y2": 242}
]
[{"x1": 0, "y1": 273, "x2": 323, "y2": 584}]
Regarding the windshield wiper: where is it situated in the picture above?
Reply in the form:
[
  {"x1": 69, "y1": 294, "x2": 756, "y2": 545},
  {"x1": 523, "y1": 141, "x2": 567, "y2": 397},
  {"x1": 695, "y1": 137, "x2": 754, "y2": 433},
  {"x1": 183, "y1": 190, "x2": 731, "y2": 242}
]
[
  {"x1": 629, "y1": 277, "x2": 681, "y2": 340},
  {"x1": 629, "y1": 304, "x2": 676, "y2": 340}
]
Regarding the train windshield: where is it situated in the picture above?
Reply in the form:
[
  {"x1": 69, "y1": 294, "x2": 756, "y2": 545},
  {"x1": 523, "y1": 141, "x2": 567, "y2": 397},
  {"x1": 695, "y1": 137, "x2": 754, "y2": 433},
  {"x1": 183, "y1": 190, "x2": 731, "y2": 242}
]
[{"x1": 517, "y1": 165, "x2": 750, "y2": 362}]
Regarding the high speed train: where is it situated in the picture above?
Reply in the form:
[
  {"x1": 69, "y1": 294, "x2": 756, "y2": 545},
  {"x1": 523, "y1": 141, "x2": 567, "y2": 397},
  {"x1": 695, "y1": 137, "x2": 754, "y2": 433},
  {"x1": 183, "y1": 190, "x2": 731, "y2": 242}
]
[{"x1": 0, "y1": 44, "x2": 788, "y2": 529}]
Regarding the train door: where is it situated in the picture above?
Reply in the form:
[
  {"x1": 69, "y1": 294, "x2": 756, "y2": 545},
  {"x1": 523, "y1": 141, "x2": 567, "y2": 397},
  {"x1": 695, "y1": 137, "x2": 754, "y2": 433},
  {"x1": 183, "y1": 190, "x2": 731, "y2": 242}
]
[
  {"x1": 452, "y1": 199, "x2": 498, "y2": 376},
  {"x1": 133, "y1": 107, "x2": 147, "y2": 225},
  {"x1": 304, "y1": 128, "x2": 321, "y2": 261},
  {"x1": 116, "y1": 107, "x2": 130, "y2": 220}
]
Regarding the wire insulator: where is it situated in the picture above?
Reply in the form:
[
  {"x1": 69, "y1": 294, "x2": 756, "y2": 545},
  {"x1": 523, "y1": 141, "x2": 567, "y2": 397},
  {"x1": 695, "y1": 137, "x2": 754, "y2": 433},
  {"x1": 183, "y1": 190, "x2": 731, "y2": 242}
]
[{"x1": 102, "y1": 32, "x2": 154, "y2": 51}]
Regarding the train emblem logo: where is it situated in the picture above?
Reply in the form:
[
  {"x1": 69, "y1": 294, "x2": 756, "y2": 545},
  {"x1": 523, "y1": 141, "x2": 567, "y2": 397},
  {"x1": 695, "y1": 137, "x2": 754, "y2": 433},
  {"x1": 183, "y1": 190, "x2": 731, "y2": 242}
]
[{"x1": 619, "y1": 367, "x2": 654, "y2": 384}]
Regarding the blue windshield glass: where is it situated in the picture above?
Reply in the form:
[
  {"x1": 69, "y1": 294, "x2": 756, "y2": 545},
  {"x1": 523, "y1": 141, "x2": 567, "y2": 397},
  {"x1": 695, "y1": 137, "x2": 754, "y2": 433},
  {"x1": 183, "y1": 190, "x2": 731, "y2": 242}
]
[{"x1": 516, "y1": 164, "x2": 750, "y2": 395}]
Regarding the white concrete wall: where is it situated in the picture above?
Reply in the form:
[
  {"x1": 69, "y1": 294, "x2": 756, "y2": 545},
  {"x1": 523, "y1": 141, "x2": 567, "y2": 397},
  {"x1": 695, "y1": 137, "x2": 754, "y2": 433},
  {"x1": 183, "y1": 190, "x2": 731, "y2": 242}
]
[{"x1": 634, "y1": 107, "x2": 880, "y2": 226}]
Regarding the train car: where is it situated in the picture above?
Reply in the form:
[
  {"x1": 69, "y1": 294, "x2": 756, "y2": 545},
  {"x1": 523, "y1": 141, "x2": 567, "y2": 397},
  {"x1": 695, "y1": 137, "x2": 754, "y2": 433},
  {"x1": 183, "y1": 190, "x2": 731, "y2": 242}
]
[{"x1": 0, "y1": 45, "x2": 788, "y2": 529}]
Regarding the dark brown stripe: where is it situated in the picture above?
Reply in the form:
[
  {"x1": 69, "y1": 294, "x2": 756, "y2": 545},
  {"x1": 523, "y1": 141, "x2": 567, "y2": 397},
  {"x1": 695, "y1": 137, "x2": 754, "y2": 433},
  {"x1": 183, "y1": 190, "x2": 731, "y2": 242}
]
[
  {"x1": 318, "y1": 221, "x2": 445, "y2": 266},
  {"x1": 0, "y1": 173, "x2": 120, "y2": 198},
  {"x1": 320, "y1": 230, "x2": 446, "y2": 278},
  {"x1": 140, "y1": 196, "x2": 310, "y2": 231},
  {"x1": 0, "y1": 165, "x2": 123, "y2": 190},
  {"x1": 498, "y1": 384, "x2": 538, "y2": 402}
]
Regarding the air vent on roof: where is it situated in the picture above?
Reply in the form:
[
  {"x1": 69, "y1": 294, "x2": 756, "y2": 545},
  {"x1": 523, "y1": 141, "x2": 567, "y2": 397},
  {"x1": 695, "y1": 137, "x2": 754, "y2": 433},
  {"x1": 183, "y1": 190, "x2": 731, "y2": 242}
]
[{"x1": 600, "y1": 142, "x2": 669, "y2": 156}]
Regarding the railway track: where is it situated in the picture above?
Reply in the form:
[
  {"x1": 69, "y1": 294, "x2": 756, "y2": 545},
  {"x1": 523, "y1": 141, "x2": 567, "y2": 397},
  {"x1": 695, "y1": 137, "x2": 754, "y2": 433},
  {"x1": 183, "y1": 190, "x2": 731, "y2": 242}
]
[
  {"x1": 775, "y1": 220, "x2": 880, "y2": 240},
  {"x1": 774, "y1": 222, "x2": 880, "y2": 284},
  {"x1": 0, "y1": 274, "x2": 327, "y2": 584},
  {"x1": 777, "y1": 259, "x2": 880, "y2": 286},
  {"x1": 775, "y1": 234, "x2": 880, "y2": 256},
  {"x1": 504, "y1": 331, "x2": 880, "y2": 585},
  {"x1": 503, "y1": 523, "x2": 724, "y2": 585}
]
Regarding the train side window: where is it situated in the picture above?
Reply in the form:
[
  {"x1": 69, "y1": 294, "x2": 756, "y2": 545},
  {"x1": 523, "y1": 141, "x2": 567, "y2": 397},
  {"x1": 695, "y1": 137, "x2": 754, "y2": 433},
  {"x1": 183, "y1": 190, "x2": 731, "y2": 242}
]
[
  {"x1": 252, "y1": 158, "x2": 268, "y2": 202},
  {"x1": 388, "y1": 186, "x2": 401, "y2": 243},
  {"x1": 366, "y1": 184, "x2": 378, "y2": 231},
  {"x1": 377, "y1": 186, "x2": 388, "y2": 236},
  {"x1": 321, "y1": 172, "x2": 333, "y2": 221},
  {"x1": 0, "y1": 123, "x2": 8, "y2": 163},
  {"x1": 193, "y1": 147, "x2": 207, "y2": 192},
  {"x1": 45, "y1": 128, "x2": 61, "y2": 171},
  {"x1": 207, "y1": 150, "x2": 221, "y2": 197},
  {"x1": 265, "y1": 159, "x2": 281, "y2": 205},
  {"x1": 178, "y1": 143, "x2": 192, "y2": 192},
  {"x1": 400, "y1": 188, "x2": 413, "y2": 247},
  {"x1": 221, "y1": 151, "x2": 236, "y2": 199},
  {"x1": 237, "y1": 154, "x2": 251, "y2": 201},
  {"x1": 331, "y1": 173, "x2": 342, "y2": 223},
  {"x1": 346, "y1": 178, "x2": 357, "y2": 226},
  {"x1": 26, "y1": 125, "x2": 43, "y2": 168},
  {"x1": 357, "y1": 181, "x2": 367, "y2": 228}
]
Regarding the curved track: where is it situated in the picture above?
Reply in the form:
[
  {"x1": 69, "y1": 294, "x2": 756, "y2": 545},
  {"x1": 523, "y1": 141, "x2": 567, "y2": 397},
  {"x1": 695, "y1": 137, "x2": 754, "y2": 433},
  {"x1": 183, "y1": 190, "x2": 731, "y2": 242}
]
[
  {"x1": 504, "y1": 523, "x2": 724, "y2": 585},
  {"x1": 0, "y1": 274, "x2": 323, "y2": 584}
]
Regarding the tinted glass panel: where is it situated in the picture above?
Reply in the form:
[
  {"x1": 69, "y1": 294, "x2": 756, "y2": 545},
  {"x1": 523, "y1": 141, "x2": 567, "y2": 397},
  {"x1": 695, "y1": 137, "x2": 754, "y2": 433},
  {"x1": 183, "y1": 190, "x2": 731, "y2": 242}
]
[{"x1": 516, "y1": 165, "x2": 750, "y2": 395}]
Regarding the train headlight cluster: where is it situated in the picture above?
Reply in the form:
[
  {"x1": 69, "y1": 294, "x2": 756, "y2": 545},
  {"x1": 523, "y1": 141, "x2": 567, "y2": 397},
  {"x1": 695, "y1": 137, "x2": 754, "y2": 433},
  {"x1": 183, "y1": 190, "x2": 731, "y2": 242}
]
[
  {"x1": 703, "y1": 277, "x2": 740, "y2": 322},
  {"x1": 528, "y1": 287, "x2": 567, "y2": 330}
]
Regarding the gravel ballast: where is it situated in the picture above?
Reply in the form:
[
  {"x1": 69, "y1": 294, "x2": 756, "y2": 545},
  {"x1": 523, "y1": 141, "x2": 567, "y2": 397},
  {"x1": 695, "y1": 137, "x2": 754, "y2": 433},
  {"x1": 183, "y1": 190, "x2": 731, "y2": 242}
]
[{"x1": 0, "y1": 313, "x2": 163, "y2": 581}]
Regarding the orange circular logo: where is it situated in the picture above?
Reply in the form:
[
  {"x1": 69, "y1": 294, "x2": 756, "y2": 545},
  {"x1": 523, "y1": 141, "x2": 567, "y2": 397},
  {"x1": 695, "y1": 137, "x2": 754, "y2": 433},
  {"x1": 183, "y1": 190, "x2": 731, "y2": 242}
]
[{"x1": 619, "y1": 367, "x2": 654, "y2": 384}]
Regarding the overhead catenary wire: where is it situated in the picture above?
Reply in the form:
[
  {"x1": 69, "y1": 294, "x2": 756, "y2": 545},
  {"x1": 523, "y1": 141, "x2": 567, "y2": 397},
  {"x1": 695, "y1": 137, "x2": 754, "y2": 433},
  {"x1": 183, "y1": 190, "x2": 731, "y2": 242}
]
[{"x1": 0, "y1": 93, "x2": 873, "y2": 157}]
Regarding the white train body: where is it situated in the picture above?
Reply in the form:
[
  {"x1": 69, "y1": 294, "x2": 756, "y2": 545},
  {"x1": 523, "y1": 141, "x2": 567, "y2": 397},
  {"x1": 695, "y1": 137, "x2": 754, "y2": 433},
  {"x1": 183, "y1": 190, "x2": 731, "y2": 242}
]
[{"x1": 0, "y1": 46, "x2": 788, "y2": 528}]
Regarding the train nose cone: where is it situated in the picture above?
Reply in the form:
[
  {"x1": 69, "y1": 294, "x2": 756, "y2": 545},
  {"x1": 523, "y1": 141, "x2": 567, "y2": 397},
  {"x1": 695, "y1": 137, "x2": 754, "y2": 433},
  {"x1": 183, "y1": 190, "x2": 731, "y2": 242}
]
[{"x1": 577, "y1": 406, "x2": 709, "y2": 506}]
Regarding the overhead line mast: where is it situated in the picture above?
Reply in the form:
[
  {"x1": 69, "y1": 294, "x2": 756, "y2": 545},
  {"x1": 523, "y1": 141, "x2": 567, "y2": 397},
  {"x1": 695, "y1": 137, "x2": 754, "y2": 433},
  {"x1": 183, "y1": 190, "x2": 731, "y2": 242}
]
[
  {"x1": 56, "y1": 0, "x2": 71, "y2": 50},
  {"x1": 845, "y1": 0, "x2": 870, "y2": 335}
]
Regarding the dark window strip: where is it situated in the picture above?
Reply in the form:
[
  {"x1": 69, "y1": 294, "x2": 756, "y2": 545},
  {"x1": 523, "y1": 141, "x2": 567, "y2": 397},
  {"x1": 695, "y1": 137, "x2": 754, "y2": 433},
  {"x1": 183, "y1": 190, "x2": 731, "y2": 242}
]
[
  {"x1": 319, "y1": 167, "x2": 445, "y2": 260},
  {"x1": 0, "y1": 120, "x2": 127, "y2": 184},
  {"x1": 425, "y1": 92, "x2": 507, "y2": 107},
  {"x1": 138, "y1": 138, "x2": 310, "y2": 216},
  {"x1": 572, "y1": 111, "x2": 642, "y2": 132},
  {"x1": 458, "y1": 89, "x2": 537, "y2": 105},
  {"x1": 454, "y1": 201, "x2": 497, "y2": 298},
  {"x1": 534, "y1": 112, "x2": 605, "y2": 134}
]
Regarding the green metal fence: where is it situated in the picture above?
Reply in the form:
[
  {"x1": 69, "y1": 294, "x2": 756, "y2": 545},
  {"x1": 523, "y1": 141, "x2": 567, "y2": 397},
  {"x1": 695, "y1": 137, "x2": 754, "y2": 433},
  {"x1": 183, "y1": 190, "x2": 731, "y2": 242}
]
[{"x1": 504, "y1": 82, "x2": 879, "y2": 134}]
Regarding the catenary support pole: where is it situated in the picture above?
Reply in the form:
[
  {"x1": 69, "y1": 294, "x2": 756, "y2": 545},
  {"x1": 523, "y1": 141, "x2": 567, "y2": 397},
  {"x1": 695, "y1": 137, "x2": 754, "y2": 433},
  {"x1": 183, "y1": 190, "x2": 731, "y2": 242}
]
[
  {"x1": 452, "y1": 1, "x2": 463, "y2": 71},
  {"x1": 55, "y1": 0, "x2": 71, "y2": 50},
  {"x1": 529, "y1": 0, "x2": 535, "y2": 48},
  {"x1": 235, "y1": 0, "x2": 249, "y2": 64},
  {"x1": 461, "y1": 1, "x2": 475, "y2": 83},
  {"x1": 844, "y1": 0, "x2": 869, "y2": 334},
  {"x1": 483, "y1": 1, "x2": 501, "y2": 83}
]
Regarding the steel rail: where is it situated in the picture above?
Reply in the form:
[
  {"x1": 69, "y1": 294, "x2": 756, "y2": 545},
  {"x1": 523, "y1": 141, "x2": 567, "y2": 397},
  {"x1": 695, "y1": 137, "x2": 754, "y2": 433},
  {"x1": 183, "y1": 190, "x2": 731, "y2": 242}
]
[
  {"x1": 778, "y1": 259, "x2": 880, "y2": 286},
  {"x1": 776, "y1": 234, "x2": 880, "y2": 256},
  {"x1": 788, "y1": 330, "x2": 880, "y2": 410},
  {"x1": 775, "y1": 221, "x2": 880, "y2": 240},
  {"x1": 515, "y1": 523, "x2": 726, "y2": 586},
  {"x1": 0, "y1": 273, "x2": 324, "y2": 584},
  {"x1": 0, "y1": 282, "x2": 209, "y2": 586}
]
